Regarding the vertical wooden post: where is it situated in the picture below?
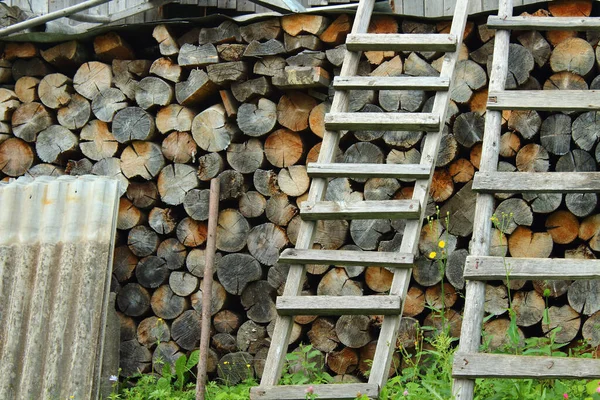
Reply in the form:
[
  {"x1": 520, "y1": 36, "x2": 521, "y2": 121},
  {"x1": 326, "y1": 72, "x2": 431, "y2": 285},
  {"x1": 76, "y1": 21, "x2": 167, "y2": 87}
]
[{"x1": 196, "y1": 177, "x2": 220, "y2": 400}]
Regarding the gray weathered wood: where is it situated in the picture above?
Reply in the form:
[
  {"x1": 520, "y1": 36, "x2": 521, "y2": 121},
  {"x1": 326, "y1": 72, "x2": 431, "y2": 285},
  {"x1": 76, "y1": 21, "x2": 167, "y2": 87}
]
[
  {"x1": 487, "y1": 16, "x2": 600, "y2": 31},
  {"x1": 276, "y1": 295, "x2": 402, "y2": 316},
  {"x1": 251, "y1": 383, "x2": 378, "y2": 400},
  {"x1": 473, "y1": 172, "x2": 600, "y2": 193},
  {"x1": 307, "y1": 162, "x2": 431, "y2": 179},
  {"x1": 279, "y1": 248, "x2": 413, "y2": 268},
  {"x1": 325, "y1": 112, "x2": 439, "y2": 131},
  {"x1": 333, "y1": 75, "x2": 449, "y2": 90},
  {"x1": 488, "y1": 90, "x2": 600, "y2": 111},
  {"x1": 300, "y1": 200, "x2": 420, "y2": 220},
  {"x1": 453, "y1": 353, "x2": 600, "y2": 379},
  {"x1": 464, "y1": 256, "x2": 600, "y2": 280},
  {"x1": 346, "y1": 33, "x2": 457, "y2": 52},
  {"x1": 452, "y1": 1, "x2": 510, "y2": 398}
]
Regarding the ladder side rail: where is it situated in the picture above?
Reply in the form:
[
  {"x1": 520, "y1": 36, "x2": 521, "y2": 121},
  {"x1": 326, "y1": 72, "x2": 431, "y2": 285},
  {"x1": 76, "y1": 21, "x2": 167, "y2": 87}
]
[
  {"x1": 367, "y1": 0, "x2": 472, "y2": 388},
  {"x1": 451, "y1": 1, "x2": 513, "y2": 399},
  {"x1": 256, "y1": 0, "x2": 376, "y2": 388}
]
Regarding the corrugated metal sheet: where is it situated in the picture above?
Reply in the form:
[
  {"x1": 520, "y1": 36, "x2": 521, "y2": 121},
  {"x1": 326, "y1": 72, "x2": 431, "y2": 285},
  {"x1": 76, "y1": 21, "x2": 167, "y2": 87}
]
[{"x1": 0, "y1": 175, "x2": 120, "y2": 400}]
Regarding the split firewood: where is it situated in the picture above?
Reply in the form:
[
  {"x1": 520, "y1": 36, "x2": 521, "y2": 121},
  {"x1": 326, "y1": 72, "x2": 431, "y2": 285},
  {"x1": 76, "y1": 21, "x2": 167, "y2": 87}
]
[
  {"x1": 153, "y1": 25, "x2": 179, "y2": 56},
  {"x1": 241, "y1": 20, "x2": 282, "y2": 43},
  {"x1": 73, "y1": 61, "x2": 112, "y2": 100},
  {"x1": 150, "y1": 57, "x2": 182, "y2": 83}
]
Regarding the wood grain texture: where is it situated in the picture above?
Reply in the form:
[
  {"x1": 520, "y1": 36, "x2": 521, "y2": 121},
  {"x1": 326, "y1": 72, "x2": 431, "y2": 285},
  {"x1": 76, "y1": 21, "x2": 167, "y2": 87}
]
[
  {"x1": 464, "y1": 256, "x2": 600, "y2": 280},
  {"x1": 473, "y1": 172, "x2": 600, "y2": 193},
  {"x1": 453, "y1": 353, "x2": 600, "y2": 379},
  {"x1": 276, "y1": 295, "x2": 402, "y2": 316}
]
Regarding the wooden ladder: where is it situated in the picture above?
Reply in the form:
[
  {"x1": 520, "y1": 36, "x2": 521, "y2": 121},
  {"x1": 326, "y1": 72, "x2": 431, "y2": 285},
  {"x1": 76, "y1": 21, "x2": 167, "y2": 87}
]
[
  {"x1": 250, "y1": 0, "x2": 470, "y2": 399},
  {"x1": 452, "y1": 1, "x2": 600, "y2": 399}
]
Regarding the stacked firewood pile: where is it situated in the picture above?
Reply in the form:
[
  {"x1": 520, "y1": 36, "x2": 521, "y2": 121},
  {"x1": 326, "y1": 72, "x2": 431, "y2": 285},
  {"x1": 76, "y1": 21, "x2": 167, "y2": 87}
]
[{"x1": 0, "y1": 0, "x2": 598, "y2": 383}]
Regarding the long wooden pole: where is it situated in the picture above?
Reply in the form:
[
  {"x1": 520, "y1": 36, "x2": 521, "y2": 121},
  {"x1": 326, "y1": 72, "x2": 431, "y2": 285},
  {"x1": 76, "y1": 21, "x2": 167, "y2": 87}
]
[{"x1": 196, "y1": 178, "x2": 220, "y2": 400}]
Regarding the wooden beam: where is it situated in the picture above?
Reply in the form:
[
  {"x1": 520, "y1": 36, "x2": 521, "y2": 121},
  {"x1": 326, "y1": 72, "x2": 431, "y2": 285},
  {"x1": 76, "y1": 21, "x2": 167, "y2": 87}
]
[
  {"x1": 325, "y1": 112, "x2": 440, "y2": 131},
  {"x1": 473, "y1": 172, "x2": 600, "y2": 193},
  {"x1": 487, "y1": 90, "x2": 600, "y2": 111},
  {"x1": 333, "y1": 76, "x2": 450, "y2": 91},
  {"x1": 346, "y1": 33, "x2": 457, "y2": 52},
  {"x1": 487, "y1": 15, "x2": 600, "y2": 31},
  {"x1": 464, "y1": 256, "x2": 600, "y2": 280},
  {"x1": 454, "y1": 353, "x2": 600, "y2": 379},
  {"x1": 251, "y1": 383, "x2": 378, "y2": 400},
  {"x1": 279, "y1": 248, "x2": 414, "y2": 268},
  {"x1": 276, "y1": 295, "x2": 402, "y2": 316},
  {"x1": 307, "y1": 163, "x2": 432, "y2": 179},
  {"x1": 300, "y1": 200, "x2": 420, "y2": 220}
]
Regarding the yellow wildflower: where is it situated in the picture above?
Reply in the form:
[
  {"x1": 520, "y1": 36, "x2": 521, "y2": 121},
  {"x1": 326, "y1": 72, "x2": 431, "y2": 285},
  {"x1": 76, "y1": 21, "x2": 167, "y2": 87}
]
[
  {"x1": 438, "y1": 240, "x2": 445, "y2": 249},
  {"x1": 224, "y1": 361, "x2": 229, "y2": 365},
  {"x1": 246, "y1": 364, "x2": 251, "y2": 368},
  {"x1": 429, "y1": 251, "x2": 437, "y2": 258}
]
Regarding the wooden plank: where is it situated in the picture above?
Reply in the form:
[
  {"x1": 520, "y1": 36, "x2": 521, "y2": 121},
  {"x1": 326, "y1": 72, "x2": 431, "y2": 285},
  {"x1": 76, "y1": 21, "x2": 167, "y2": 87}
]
[
  {"x1": 307, "y1": 163, "x2": 432, "y2": 179},
  {"x1": 402, "y1": 0, "x2": 424, "y2": 16},
  {"x1": 300, "y1": 199, "x2": 420, "y2": 220},
  {"x1": 276, "y1": 295, "x2": 402, "y2": 315},
  {"x1": 452, "y1": 1, "x2": 512, "y2": 399},
  {"x1": 279, "y1": 248, "x2": 414, "y2": 268},
  {"x1": 258, "y1": 0, "x2": 376, "y2": 389},
  {"x1": 453, "y1": 353, "x2": 600, "y2": 379},
  {"x1": 325, "y1": 112, "x2": 440, "y2": 131},
  {"x1": 251, "y1": 383, "x2": 378, "y2": 400},
  {"x1": 346, "y1": 33, "x2": 457, "y2": 52},
  {"x1": 488, "y1": 90, "x2": 600, "y2": 111},
  {"x1": 424, "y1": 0, "x2": 444, "y2": 18},
  {"x1": 370, "y1": 0, "x2": 472, "y2": 391},
  {"x1": 464, "y1": 256, "x2": 600, "y2": 280},
  {"x1": 488, "y1": 16, "x2": 600, "y2": 31},
  {"x1": 473, "y1": 172, "x2": 600, "y2": 193},
  {"x1": 333, "y1": 76, "x2": 450, "y2": 90}
]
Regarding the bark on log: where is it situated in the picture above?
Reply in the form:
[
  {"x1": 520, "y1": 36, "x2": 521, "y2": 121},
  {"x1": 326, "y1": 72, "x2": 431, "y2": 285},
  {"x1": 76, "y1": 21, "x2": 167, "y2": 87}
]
[{"x1": 218, "y1": 169, "x2": 246, "y2": 200}]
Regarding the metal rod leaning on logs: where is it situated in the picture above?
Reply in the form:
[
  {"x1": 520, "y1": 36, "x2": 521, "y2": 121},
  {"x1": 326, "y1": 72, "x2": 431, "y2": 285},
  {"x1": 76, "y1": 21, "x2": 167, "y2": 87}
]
[{"x1": 196, "y1": 177, "x2": 220, "y2": 400}]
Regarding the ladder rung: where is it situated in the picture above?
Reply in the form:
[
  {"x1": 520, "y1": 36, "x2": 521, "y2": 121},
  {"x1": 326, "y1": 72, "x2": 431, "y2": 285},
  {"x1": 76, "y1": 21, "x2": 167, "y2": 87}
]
[
  {"x1": 346, "y1": 33, "x2": 457, "y2": 52},
  {"x1": 453, "y1": 353, "x2": 600, "y2": 379},
  {"x1": 487, "y1": 15, "x2": 600, "y2": 31},
  {"x1": 325, "y1": 112, "x2": 440, "y2": 131},
  {"x1": 488, "y1": 90, "x2": 600, "y2": 111},
  {"x1": 333, "y1": 76, "x2": 450, "y2": 90},
  {"x1": 277, "y1": 295, "x2": 402, "y2": 316},
  {"x1": 473, "y1": 172, "x2": 600, "y2": 193},
  {"x1": 307, "y1": 163, "x2": 432, "y2": 179},
  {"x1": 279, "y1": 248, "x2": 414, "y2": 268},
  {"x1": 250, "y1": 383, "x2": 379, "y2": 400},
  {"x1": 300, "y1": 200, "x2": 420, "y2": 220},
  {"x1": 464, "y1": 256, "x2": 600, "y2": 280}
]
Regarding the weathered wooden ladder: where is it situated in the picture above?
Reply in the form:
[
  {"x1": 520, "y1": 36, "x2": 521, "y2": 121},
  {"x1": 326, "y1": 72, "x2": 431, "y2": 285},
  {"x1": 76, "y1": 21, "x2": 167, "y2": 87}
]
[
  {"x1": 452, "y1": 1, "x2": 600, "y2": 399},
  {"x1": 250, "y1": 0, "x2": 470, "y2": 399}
]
